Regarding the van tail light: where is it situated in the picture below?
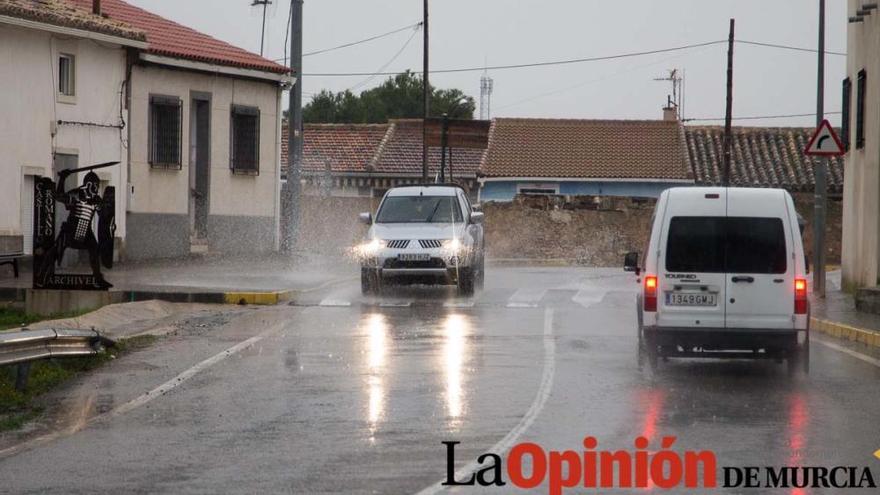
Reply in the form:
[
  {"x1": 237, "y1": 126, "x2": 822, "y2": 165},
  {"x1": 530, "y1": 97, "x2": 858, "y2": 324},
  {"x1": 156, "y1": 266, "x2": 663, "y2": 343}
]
[
  {"x1": 644, "y1": 276, "x2": 658, "y2": 312},
  {"x1": 794, "y1": 278, "x2": 808, "y2": 315}
]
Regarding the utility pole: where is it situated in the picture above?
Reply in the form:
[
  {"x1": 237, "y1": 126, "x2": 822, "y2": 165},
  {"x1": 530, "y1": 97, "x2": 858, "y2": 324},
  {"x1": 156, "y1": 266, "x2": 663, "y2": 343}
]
[
  {"x1": 252, "y1": 0, "x2": 272, "y2": 56},
  {"x1": 722, "y1": 19, "x2": 735, "y2": 187},
  {"x1": 814, "y1": 0, "x2": 828, "y2": 297},
  {"x1": 283, "y1": 0, "x2": 303, "y2": 252},
  {"x1": 422, "y1": 0, "x2": 430, "y2": 182}
]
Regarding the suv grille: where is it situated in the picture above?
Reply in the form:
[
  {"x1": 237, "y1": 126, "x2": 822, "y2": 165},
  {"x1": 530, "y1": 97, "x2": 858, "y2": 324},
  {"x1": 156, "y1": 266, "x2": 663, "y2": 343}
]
[
  {"x1": 419, "y1": 240, "x2": 443, "y2": 249},
  {"x1": 386, "y1": 240, "x2": 410, "y2": 249}
]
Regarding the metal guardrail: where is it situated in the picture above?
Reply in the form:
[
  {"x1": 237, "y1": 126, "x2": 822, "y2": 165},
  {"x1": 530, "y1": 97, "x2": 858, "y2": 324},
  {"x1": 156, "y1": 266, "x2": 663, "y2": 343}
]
[{"x1": 0, "y1": 328, "x2": 115, "y2": 367}]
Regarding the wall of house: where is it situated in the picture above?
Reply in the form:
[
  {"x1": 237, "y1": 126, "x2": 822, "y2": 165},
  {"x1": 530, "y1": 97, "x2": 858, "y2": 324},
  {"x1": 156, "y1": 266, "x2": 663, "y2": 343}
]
[
  {"x1": 842, "y1": 0, "x2": 880, "y2": 290},
  {"x1": 478, "y1": 180, "x2": 691, "y2": 202},
  {"x1": 127, "y1": 64, "x2": 281, "y2": 259},
  {"x1": 0, "y1": 24, "x2": 129, "y2": 256}
]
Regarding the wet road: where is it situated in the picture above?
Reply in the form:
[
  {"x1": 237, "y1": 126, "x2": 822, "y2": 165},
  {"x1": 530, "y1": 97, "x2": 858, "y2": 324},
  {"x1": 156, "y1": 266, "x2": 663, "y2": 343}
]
[{"x1": 1, "y1": 267, "x2": 879, "y2": 494}]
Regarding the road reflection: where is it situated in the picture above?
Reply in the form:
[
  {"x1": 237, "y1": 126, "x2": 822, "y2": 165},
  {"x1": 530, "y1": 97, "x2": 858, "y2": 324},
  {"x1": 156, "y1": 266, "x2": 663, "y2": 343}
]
[
  {"x1": 788, "y1": 393, "x2": 809, "y2": 495},
  {"x1": 444, "y1": 314, "x2": 470, "y2": 426},
  {"x1": 365, "y1": 314, "x2": 387, "y2": 440}
]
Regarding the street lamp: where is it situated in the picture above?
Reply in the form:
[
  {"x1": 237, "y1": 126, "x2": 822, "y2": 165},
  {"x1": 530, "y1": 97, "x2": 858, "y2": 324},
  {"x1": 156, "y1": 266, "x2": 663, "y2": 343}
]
[{"x1": 439, "y1": 96, "x2": 471, "y2": 183}]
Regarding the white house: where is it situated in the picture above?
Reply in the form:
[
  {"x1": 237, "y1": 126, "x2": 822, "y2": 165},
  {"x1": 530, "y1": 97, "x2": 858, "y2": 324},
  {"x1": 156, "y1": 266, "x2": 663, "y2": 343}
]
[
  {"x1": 0, "y1": 0, "x2": 292, "y2": 265},
  {"x1": 0, "y1": 0, "x2": 146, "y2": 260}
]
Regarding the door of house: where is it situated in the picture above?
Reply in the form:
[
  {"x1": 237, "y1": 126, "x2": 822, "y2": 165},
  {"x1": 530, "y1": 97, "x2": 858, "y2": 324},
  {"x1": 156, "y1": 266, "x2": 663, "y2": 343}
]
[{"x1": 189, "y1": 98, "x2": 210, "y2": 248}]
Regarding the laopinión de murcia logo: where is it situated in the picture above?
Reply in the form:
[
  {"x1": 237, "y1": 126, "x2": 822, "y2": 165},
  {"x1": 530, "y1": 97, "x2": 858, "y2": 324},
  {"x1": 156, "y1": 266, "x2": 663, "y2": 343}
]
[{"x1": 441, "y1": 437, "x2": 877, "y2": 493}]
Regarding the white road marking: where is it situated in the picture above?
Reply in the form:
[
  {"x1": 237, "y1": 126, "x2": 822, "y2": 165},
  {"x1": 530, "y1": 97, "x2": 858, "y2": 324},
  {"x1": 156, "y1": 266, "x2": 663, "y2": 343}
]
[
  {"x1": 572, "y1": 288, "x2": 607, "y2": 308},
  {"x1": 443, "y1": 300, "x2": 475, "y2": 308},
  {"x1": 0, "y1": 323, "x2": 284, "y2": 459},
  {"x1": 319, "y1": 298, "x2": 352, "y2": 307},
  {"x1": 414, "y1": 308, "x2": 556, "y2": 495},
  {"x1": 506, "y1": 288, "x2": 547, "y2": 308},
  {"x1": 379, "y1": 300, "x2": 413, "y2": 308},
  {"x1": 814, "y1": 336, "x2": 880, "y2": 368}
]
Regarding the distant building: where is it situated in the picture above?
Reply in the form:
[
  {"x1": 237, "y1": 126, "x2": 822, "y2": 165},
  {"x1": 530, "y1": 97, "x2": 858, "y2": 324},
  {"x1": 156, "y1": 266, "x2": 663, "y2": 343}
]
[
  {"x1": 478, "y1": 118, "x2": 694, "y2": 201},
  {"x1": 284, "y1": 119, "x2": 485, "y2": 200},
  {"x1": 686, "y1": 127, "x2": 844, "y2": 193}
]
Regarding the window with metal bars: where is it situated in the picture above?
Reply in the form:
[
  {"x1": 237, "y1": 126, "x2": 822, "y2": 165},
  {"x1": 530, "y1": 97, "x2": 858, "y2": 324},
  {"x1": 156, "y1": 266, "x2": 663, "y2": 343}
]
[
  {"x1": 148, "y1": 95, "x2": 182, "y2": 169},
  {"x1": 230, "y1": 105, "x2": 260, "y2": 175},
  {"x1": 842, "y1": 77, "x2": 851, "y2": 152},
  {"x1": 856, "y1": 70, "x2": 866, "y2": 150}
]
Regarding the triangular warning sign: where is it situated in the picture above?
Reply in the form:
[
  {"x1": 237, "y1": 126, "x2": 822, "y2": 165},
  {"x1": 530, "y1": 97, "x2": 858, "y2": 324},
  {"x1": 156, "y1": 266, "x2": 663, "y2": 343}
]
[{"x1": 805, "y1": 119, "x2": 845, "y2": 157}]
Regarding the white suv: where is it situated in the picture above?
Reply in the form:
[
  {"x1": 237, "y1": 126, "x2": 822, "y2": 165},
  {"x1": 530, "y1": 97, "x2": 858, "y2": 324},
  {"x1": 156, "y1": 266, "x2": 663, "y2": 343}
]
[{"x1": 356, "y1": 185, "x2": 485, "y2": 295}]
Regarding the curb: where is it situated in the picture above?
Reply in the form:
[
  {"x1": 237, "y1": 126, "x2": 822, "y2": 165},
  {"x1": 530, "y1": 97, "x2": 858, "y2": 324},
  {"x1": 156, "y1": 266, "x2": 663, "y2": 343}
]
[
  {"x1": 222, "y1": 290, "x2": 294, "y2": 306},
  {"x1": 811, "y1": 317, "x2": 880, "y2": 348}
]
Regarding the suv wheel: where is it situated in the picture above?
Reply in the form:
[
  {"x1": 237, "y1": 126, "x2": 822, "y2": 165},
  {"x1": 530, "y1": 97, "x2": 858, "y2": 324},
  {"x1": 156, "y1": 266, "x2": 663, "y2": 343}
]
[
  {"x1": 361, "y1": 268, "x2": 380, "y2": 295},
  {"x1": 458, "y1": 267, "x2": 475, "y2": 296}
]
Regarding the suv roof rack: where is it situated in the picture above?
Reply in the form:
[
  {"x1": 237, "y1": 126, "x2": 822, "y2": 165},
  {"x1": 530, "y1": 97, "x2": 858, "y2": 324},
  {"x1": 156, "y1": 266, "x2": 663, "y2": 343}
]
[{"x1": 410, "y1": 182, "x2": 467, "y2": 191}]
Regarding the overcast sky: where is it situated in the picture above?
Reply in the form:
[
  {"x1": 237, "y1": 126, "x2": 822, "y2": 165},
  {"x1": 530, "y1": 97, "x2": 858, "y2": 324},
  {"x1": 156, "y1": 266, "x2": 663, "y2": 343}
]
[{"x1": 127, "y1": 0, "x2": 847, "y2": 127}]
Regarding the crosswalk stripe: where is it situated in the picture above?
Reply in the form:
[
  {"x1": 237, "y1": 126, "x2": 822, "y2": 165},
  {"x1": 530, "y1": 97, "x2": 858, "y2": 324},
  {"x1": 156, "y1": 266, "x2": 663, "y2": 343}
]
[
  {"x1": 572, "y1": 289, "x2": 606, "y2": 308},
  {"x1": 379, "y1": 300, "x2": 413, "y2": 308},
  {"x1": 506, "y1": 288, "x2": 547, "y2": 308},
  {"x1": 444, "y1": 300, "x2": 475, "y2": 308},
  {"x1": 319, "y1": 299, "x2": 352, "y2": 307}
]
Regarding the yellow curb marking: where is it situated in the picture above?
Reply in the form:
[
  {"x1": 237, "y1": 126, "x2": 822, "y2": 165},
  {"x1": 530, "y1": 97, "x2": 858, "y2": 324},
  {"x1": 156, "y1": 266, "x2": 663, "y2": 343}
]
[{"x1": 810, "y1": 318, "x2": 880, "y2": 349}]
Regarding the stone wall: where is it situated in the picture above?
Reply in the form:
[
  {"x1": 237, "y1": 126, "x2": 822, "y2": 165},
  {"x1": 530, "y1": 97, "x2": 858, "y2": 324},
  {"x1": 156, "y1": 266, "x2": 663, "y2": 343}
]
[
  {"x1": 482, "y1": 193, "x2": 843, "y2": 267},
  {"x1": 294, "y1": 193, "x2": 843, "y2": 267},
  {"x1": 482, "y1": 196, "x2": 656, "y2": 266}
]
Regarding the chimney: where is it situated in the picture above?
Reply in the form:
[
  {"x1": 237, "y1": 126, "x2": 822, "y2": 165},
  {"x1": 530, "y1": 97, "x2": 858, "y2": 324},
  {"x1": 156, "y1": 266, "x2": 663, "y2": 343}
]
[
  {"x1": 662, "y1": 106, "x2": 678, "y2": 122},
  {"x1": 92, "y1": 0, "x2": 101, "y2": 15}
]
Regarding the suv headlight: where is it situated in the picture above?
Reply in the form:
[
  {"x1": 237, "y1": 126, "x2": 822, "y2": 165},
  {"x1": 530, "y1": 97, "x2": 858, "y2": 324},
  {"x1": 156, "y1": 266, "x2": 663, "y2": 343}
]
[
  {"x1": 443, "y1": 238, "x2": 467, "y2": 254},
  {"x1": 358, "y1": 238, "x2": 386, "y2": 257}
]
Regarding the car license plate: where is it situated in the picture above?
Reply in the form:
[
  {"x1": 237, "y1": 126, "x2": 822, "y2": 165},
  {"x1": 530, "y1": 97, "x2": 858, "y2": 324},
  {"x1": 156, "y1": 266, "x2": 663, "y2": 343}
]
[
  {"x1": 666, "y1": 293, "x2": 716, "y2": 306},
  {"x1": 398, "y1": 253, "x2": 430, "y2": 262}
]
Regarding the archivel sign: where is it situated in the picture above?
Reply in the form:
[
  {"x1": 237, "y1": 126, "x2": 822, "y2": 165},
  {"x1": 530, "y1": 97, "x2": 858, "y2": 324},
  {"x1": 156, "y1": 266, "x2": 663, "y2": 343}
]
[{"x1": 33, "y1": 161, "x2": 118, "y2": 291}]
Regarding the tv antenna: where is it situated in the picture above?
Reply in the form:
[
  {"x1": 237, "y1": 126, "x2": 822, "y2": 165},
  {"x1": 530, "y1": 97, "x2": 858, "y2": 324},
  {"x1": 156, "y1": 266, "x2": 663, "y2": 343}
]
[{"x1": 654, "y1": 69, "x2": 685, "y2": 120}]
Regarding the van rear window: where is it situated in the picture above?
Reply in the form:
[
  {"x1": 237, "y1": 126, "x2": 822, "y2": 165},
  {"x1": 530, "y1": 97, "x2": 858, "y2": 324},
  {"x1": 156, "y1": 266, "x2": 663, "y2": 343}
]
[{"x1": 666, "y1": 217, "x2": 787, "y2": 274}]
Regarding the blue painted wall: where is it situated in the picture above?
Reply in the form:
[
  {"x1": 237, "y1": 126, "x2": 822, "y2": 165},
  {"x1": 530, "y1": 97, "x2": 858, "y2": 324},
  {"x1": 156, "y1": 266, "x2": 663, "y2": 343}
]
[{"x1": 479, "y1": 180, "x2": 691, "y2": 202}]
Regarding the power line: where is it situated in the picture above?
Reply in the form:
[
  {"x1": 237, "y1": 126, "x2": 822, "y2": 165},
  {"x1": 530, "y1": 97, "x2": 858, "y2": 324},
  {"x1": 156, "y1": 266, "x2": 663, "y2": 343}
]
[
  {"x1": 737, "y1": 39, "x2": 846, "y2": 57},
  {"x1": 347, "y1": 25, "x2": 421, "y2": 92},
  {"x1": 273, "y1": 21, "x2": 422, "y2": 62},
  {"x1": 302, "y1": 40, "x2": 728, "y2": 77},
  {"x1": 299, "y1": 37, "x2": 846, "y2": 78},
  {"x1": 684, "y1": 111, "x2": 842, "y2": 123}
]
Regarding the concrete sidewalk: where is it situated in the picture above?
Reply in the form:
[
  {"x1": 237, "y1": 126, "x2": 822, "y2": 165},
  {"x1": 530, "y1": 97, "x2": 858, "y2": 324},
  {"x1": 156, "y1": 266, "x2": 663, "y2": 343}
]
[
  {"x1": 811, "y1": 271, "x2": 880, "y2": 349},
  {"x1": 0, "y1": 253, "x2": 356, "y2": 307}
]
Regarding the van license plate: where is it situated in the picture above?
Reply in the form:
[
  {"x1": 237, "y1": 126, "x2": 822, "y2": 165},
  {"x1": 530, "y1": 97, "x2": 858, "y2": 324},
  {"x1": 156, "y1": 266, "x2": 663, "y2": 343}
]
[
  {"x1": 398, "y1": 253, "x2": 430, "y2": 262},
  {"x1": 667, "y1": 293, "x2": 716, "y2": 306}
]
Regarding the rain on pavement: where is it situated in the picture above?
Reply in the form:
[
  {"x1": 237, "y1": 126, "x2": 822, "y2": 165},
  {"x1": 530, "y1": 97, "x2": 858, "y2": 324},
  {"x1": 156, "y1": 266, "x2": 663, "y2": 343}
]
[{"x1": 1, "y1": 266, "x2": 879, "y2": 494}]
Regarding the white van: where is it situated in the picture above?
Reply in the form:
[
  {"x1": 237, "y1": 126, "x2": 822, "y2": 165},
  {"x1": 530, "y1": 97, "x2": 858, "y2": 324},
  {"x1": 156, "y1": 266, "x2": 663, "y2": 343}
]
[{"x1": 624, "y1": 187, "x2": 809, "y2": 373}]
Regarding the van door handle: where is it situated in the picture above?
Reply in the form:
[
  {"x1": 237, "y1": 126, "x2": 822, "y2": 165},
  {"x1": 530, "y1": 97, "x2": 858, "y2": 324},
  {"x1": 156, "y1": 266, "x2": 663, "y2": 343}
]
[{"x1": 731, "y1": 276, "x2": 755, "y2": 283}]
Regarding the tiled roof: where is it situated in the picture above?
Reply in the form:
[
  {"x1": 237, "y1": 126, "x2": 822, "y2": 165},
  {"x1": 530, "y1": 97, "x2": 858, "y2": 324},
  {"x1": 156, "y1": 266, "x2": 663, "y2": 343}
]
[
  {"x1": 68, "y1": 0, "x2": 288, "y2": 74},
  {"x1": 372, "y1": 120, "x2": 484, "y2": 177},
  {"x1": 480, "y1": 118, "x2": 692, "y2": 180},
  {"x1": 286, "y1": 122, "x2": 390, "y2": 174},
  {"x1": 0, "y1": 0, "x2": 144, "y2": 41},
  {"x1": 685, "y1": 126, "x2": 845, "y2": 192},
  {"x1": 283, "y1": 119, "x2": 484, "y2": 178}
]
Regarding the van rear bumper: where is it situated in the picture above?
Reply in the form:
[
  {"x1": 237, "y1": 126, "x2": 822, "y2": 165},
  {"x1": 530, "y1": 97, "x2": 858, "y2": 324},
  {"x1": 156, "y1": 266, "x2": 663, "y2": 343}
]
[{"x1": 645, "y1": 326, "x2": 800, "y2": 352}]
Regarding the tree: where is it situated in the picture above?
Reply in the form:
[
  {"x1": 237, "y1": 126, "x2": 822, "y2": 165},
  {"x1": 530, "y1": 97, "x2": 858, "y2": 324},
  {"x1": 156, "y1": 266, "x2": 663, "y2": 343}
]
[{"x1": 302, "y1": 71, "x2": 476, "y2": 123}]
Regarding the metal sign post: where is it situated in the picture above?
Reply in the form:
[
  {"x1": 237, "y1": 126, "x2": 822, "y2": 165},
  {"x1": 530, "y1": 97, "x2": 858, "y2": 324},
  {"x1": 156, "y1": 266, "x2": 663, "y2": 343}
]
[{"x1": 804, "y1": 119, "x2": 844, "y2": 297}]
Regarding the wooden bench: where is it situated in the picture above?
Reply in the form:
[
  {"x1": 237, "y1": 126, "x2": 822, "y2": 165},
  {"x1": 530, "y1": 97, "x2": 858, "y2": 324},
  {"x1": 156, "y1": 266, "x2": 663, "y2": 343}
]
[{"x1": 0, "y1": 252, "x2": 23, "y2": 278}]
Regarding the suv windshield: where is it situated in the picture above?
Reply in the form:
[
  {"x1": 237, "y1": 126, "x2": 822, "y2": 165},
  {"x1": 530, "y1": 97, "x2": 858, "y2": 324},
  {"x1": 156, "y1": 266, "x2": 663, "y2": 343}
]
[
  {"x1": 665, "y1": 216, "x2": 787, "y2": 274},
  {"x1": 376, "y1": 196, "x2": 463, "y2": 224}
]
